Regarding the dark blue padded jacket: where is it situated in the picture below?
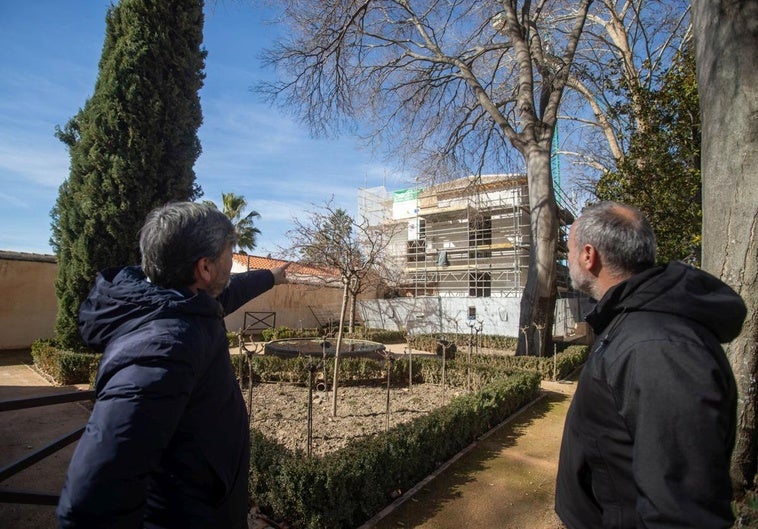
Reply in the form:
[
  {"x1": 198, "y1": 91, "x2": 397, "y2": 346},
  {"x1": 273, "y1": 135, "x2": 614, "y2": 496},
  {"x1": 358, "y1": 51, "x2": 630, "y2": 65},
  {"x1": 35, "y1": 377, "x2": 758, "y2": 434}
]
[
  {"x1": 555, "y1": 261, "x2": 746, "y2": 529},
  {"x1": 56, "y1": 266, "x2": 274, "y2": 529}
]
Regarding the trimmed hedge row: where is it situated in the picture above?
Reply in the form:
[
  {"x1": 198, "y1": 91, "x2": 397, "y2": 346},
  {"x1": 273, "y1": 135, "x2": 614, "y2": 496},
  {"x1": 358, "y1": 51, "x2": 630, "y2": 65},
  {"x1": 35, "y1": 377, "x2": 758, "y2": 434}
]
[
  {"x1": 29, "y1": 336, "x2": 586, "y2": 529},
  {"x1": 408, "y1": 332, "x2": 519, "y2": 353},
  {"x1": 30, "y1": 339, "x2": 101, "y2": 386},
  {"x1": 350, "y1": 328, "x2": 406, "y2": 344},
  {"x1": 258, "y1": 327, "x2": 522, "y2": 351},
  {"x1": 249, "y1": 369, "x2": 542, "y2": 529},
  {"x1": 467, "y1": 344, "x2": 588, "y2": 381},
  {"x1": 260, "y1": 326, "x2": 320, "y2": 341},
  {"x1": 32, "y1": 333, "x2": 587, "y2": 387},
  {"x1": 258, "y1": 326, "x2": 407, "y2": 345},
  {"x1": 230, "y1": 345, "x2": 589, "y2": 387}
]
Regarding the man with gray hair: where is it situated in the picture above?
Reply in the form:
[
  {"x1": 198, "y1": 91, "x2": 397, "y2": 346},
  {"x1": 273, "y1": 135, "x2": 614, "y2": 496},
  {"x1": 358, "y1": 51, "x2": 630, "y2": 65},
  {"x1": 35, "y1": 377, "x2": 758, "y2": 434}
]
[
  {"x1": 57, "y1": 202, "x2": 288, "y2": 529},
  {"x1": 556, "y1": 201, "x2": 746, "y2": 529}
]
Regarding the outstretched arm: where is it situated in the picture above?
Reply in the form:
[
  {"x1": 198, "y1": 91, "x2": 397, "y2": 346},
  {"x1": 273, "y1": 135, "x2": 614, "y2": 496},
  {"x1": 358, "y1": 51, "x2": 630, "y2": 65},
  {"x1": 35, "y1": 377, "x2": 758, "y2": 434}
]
[{"x1": 217, "y1": 262, "x2": 291, "y2": 315}]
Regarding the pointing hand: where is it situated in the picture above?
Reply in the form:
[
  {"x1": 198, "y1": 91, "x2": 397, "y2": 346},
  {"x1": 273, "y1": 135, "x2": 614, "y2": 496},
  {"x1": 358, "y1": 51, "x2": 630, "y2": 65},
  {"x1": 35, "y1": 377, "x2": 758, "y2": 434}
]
[{"x1": 271, "y1": 262, "x2": 292, "y2": 285}]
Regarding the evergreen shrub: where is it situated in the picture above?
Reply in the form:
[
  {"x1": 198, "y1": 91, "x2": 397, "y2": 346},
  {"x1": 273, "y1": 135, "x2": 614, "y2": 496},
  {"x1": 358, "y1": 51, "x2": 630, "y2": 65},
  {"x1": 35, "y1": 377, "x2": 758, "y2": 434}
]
[
  {"x1": 227, "y1": 332, "x2": 241, "y2": 348},
  {"x1": 231, "y1": 345, "x2": 589, "y2": 387},
  {"x1": 348, "y1": 328, "x2": 406, "y2": 344},
  {"x1": 30, "y1": 339, "x2": 102, "y2": 386},
  {"x1": 260, "y1": 326, "x2": 322, "y2": 341}
]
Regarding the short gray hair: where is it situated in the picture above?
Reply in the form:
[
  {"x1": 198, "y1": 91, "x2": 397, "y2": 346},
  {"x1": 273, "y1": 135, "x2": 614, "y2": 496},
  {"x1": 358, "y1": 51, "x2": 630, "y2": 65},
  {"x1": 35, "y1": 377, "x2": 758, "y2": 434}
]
[
  {"x1": 140, "y1": 202, "x2": 236, "y2": 289},
  {"x1": 574, "y1": 201, "x2": 656, "y2": 276}
]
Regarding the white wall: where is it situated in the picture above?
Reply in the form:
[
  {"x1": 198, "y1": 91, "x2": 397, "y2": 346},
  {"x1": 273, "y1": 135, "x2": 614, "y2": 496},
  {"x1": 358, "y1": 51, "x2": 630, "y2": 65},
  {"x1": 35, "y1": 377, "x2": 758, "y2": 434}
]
[
  {"x1": 358, "y1": 295, "x2": 594, "y2": 338},
  {"x1": 358, "y1": 296, "x2": 522, "y2": 336}
]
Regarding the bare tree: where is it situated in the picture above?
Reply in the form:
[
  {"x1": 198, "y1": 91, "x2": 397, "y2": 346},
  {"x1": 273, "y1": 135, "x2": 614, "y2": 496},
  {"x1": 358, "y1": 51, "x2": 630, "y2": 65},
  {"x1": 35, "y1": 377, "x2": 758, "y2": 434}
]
[
  {"x1": 260, "y1": 0, "x2": 592, "y2": 356},
  {"x1": 287, "y1": 200, "x2": 400, "y2": 416},
  {"x1": 692, "y1": 0, "x2": 758, "y2": 503}
]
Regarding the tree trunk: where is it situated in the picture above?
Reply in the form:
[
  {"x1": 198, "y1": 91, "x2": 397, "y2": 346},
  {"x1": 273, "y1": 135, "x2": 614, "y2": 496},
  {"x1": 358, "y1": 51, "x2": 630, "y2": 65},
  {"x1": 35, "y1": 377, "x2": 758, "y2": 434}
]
[
  {"x1": 348, "y1": 277, "x2": 358, "y2": 334},
  {"x1": 331, "y1": 280, "x2": 350, "y2": 417},
  {"x1": 516, "y1": 142, "x2": 559, "y2": 356},
  {"x1": 692, "y1": 0, "x2": 758, "y2": 496}
]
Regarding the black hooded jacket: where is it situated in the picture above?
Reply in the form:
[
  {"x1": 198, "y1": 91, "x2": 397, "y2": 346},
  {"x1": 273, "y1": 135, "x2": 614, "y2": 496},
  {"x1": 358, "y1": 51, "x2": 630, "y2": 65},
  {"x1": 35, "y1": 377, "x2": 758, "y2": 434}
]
[
  {"x1": 56, "y1": 266, "x2": 275, "y2": 529},
  {"x1": 555, "y1": 261, "x2": 746, "y2": 529}
]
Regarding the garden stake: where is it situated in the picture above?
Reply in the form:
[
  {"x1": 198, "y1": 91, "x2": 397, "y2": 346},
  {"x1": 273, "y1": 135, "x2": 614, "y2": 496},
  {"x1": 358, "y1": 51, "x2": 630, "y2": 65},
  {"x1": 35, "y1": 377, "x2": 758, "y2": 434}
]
[
  {"x1": 382, "y1": 350, "x2": 394, "y2": 432},
  {"x1": 320, "y1": 333, "x2": 332, "y2": 403},
  {"x1": 467, "y1": 323, "x2": 474, "y2": 392},
  {"x1": 408, "y1": 346, "x2": 413, "y2": 394},
  {"x1": 306, "y1": 359, "x2": 320, "y2": 457},
  {"x1": 437, "y1": 336, "x2": 448, "y2": 405}
]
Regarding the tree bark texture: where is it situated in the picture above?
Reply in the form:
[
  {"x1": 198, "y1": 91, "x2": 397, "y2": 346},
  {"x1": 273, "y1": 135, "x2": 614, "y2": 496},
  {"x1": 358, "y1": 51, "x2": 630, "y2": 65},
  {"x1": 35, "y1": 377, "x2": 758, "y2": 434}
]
[
  {"x1": 693, "y1": 0, "x2": 758, "y2": 495},
  {"x1": 517, "y1": 142, "x2": 559, "y2": 356}
]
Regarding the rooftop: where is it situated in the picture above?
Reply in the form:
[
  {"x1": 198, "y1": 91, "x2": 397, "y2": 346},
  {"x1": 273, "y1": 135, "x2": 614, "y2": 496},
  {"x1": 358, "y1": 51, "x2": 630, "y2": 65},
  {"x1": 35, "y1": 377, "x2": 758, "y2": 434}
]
[{"x1": 232, "y1": 254, "x2": 340, "y2": 281}]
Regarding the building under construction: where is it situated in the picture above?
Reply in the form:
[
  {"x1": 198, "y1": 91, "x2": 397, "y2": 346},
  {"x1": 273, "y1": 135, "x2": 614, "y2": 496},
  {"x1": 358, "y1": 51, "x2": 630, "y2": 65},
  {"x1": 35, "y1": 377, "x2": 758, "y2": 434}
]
[{"x1": 357, "y1": 174, "x2": 580, "y2": 338}]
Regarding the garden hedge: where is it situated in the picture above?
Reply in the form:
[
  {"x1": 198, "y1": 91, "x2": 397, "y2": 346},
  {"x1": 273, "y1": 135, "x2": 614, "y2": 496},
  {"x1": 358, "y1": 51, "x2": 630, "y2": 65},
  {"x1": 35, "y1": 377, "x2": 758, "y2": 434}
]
[{"x1": 249, "y1": 369, "x2": 542, "y2": 529}]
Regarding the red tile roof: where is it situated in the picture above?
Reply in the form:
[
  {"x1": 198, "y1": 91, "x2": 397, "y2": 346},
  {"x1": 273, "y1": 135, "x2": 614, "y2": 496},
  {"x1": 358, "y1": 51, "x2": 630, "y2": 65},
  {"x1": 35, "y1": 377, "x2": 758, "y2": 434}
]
[{"x1": 232, "y1": 254, "x2": 340, "y2": 279}]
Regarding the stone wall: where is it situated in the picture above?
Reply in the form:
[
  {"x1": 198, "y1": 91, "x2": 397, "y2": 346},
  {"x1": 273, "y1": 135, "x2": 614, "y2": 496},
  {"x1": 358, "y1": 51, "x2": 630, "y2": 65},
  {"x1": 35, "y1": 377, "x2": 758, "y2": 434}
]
[
  {"x1": 0, "y1": 252, "x2": 346, "y2": 349},
  {"x1": 0, "y1": 252, "x2": 58, "y2": 350},
  {"x1": 0, "y1": 250, "x2": 589, "y2": 350},
  {"x1": 224, "y1": 281, "x2": 345, "y2": 334}
]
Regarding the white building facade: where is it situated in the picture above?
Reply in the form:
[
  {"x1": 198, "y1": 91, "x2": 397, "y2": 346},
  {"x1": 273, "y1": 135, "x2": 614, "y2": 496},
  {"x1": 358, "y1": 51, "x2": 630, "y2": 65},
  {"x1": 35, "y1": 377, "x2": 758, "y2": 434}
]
[{"x1": 357, "y1": 174, "x2": 580, "y2": 338}]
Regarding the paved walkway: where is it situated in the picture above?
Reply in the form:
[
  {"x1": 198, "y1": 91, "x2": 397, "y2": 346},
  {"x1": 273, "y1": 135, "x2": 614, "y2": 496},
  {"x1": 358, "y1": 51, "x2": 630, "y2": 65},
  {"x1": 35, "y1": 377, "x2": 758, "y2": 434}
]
[
  {"x1": 0, "y1": 350, "x2": 91, "y2": 529},
  {"x1": 0, "y1": 349, "x2": 575, "y2": 529},
  {"x1": 364, "y1": 380, "x2": 574, "y2": 529}
]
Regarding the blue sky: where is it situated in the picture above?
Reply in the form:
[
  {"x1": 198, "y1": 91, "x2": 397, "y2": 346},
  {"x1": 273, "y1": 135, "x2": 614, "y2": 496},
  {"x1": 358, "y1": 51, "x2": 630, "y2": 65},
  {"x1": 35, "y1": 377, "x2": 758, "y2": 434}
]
[{"x1": 0, "y1": 1, "x2": 408, "y2": 257}]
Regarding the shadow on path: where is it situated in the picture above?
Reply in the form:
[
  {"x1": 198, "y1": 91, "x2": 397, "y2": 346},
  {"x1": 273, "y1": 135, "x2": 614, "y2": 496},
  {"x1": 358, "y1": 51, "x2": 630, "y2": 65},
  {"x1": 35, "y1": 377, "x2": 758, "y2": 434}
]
[
  {"x1": 366, "y1": 382, "x2": 575, "y2": 529},
  {"x1": 0, "y1": 349, "x2": 92, "y2": 529}
]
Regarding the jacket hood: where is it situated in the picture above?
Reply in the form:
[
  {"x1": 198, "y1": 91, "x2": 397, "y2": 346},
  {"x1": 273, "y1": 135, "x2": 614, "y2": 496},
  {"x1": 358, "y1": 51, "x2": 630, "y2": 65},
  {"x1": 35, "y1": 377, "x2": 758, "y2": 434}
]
[
  {"x1": 586, "y1": 261, "x2": 746, "y2": 343},
  {"x1": 78, "y1": 266, "x2": 221, "y2": 350}
]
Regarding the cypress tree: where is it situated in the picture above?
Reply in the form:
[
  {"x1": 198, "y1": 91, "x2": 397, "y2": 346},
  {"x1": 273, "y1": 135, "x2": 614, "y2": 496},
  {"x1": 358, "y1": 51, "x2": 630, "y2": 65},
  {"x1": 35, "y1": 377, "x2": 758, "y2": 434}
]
[{"x1": 51, "y1": 0, "x2": 206, "y2": 348}]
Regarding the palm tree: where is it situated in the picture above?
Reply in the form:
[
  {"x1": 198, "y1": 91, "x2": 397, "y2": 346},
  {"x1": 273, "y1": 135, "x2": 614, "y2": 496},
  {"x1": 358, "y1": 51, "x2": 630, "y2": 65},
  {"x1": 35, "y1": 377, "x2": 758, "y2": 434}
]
[{"x1": 204, "y1": 192, "x2": 261, "y2": 254}]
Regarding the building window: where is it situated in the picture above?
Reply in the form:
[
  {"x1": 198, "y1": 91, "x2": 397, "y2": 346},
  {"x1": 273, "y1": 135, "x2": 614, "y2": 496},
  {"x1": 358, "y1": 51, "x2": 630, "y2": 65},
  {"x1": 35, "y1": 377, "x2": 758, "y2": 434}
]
[
  {"x1": 469, "y1": 272, "x2": 491, "y2": 297},
  {"x1": 469, "y1": 214, "x2": 492, "y2": 258}
]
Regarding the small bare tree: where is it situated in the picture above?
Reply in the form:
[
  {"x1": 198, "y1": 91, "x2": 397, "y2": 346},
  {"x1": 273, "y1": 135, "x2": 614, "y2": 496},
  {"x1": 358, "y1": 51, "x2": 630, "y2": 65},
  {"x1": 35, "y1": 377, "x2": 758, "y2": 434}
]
[{"x1": 287, "y1": 199, "x2": 400, "y2": 416}]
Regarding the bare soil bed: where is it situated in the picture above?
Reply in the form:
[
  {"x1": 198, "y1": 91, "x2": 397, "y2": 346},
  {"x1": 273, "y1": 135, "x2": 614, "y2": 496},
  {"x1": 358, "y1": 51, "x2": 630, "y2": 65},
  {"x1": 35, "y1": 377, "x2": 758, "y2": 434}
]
[{"x1": 246, "y1": 382, "x2": 465, "y2": 457}]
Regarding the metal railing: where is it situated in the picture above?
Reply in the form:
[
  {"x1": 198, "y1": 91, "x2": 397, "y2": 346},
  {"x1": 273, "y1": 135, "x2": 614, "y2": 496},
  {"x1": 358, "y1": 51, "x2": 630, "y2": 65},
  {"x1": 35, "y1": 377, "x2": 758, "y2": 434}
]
[
  {"x1": 0, "y1": 390, "x2": 94, "y2": 506},
  {"x1": 242, "y1": 311, "x2": 276, "y2": 335}
]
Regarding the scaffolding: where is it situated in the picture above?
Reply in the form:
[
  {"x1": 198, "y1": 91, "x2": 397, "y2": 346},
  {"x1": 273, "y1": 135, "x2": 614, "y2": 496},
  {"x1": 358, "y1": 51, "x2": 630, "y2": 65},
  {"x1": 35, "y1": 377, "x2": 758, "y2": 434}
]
[{"x1": 360, "y1": 174, "x2": 550, "y2": 298}]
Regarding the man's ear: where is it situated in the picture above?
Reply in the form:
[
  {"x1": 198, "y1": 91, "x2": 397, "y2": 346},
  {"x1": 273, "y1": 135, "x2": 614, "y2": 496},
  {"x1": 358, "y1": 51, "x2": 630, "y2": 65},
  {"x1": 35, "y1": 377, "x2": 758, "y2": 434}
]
[
  {"x1": 193, "y1": 257, "x2": 213, "y2": 285},
  {"x1": 584, "y1": 244, "x2": 600, "y2": 273}
]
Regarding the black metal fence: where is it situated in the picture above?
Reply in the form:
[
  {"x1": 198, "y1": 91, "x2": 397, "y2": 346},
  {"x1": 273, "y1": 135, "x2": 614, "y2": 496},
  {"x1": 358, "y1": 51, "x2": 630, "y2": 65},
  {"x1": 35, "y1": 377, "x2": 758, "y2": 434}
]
[{"x1": 0, "y1": 390, "x2": 94, "y2": 506}]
